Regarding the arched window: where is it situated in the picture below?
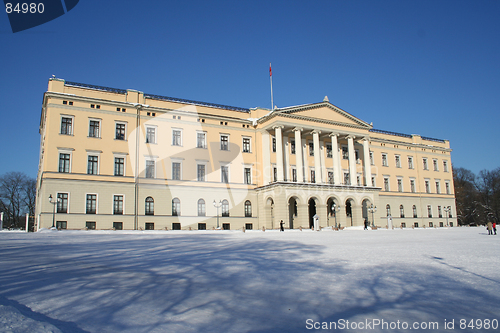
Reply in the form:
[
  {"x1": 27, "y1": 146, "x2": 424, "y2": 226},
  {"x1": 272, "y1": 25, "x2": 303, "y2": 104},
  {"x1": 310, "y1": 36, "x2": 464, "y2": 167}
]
[
  {"x1": 400, "y1": 205, "x2": 405, "y2": 218},
  {"x1": 222, "y1": 199, "x2": 229, "y2": 217},
  {"x1": 413, "y1": 205, "x2": 417, "y2": 218},
  {"x1": 198, "y1": 199, "x2": 205, "y2": 216},
  {"x1": 172, "y1": 198, "x2": 180, "y2": 216},
  {"x1": 244, "y1": 200, "x2": 252, "y2": 217},
  {"x1": 145, "y1": 196, "x2": 154, "y2": 215},
  {"x1": 386, "y1": 204, "x2": 391, "y2": 217}
]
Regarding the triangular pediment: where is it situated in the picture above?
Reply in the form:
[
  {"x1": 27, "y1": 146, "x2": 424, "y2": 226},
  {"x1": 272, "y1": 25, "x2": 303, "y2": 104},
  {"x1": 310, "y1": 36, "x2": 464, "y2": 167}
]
[{"x1": 276, "y1": 102, "x2": 370, "y2": 128}]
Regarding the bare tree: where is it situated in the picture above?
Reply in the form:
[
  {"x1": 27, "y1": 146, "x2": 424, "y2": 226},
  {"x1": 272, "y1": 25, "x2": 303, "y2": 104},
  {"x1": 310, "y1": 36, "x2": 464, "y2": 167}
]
[{"x1": 0, "y1": 172, "x2": 35, "y2": 229}]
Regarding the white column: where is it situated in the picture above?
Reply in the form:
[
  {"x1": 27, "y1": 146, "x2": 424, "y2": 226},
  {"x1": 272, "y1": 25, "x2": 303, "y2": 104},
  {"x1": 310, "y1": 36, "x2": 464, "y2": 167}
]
[
  {"x1": 293, "y1": 128, "x2": 304, "y2": 182},
  {"x1": 284, "y1": 136, "x2": 290, "y2": 181},
  {"x1": 362, "y1": 137, "x2": 372, "y2": 186},
  {"x1": 320, "y1": 140, "x2": 327, "y2": 184},
  {"x1": 274, "y1": 126, "x2": 284, "y2": 182},
  {"x1": 347, "y1": 135, "x2": 356, "y2": 185},
  {"x1": 312, "y1": 130, "x2": 322, "y2": 183},
  {"x1": 330, "y1": 133, "x2": 341, "y2": 185}
]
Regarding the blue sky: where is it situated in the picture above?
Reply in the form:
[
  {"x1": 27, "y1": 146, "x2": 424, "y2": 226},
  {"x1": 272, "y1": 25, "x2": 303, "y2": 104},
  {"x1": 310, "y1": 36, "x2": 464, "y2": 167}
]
[{"x1": 1, "y1": 0, "x2": 499, "y2": 178}]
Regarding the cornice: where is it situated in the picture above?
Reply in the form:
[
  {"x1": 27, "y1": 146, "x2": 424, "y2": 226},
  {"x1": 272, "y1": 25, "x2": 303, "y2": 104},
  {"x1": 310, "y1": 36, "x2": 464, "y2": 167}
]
[
  {"x1": 369, "y1": 137, "x2": 452, "y2": 152},
  {"x1": 255, "y1": 181, "x2": 381, "y2": 192},
  {"x1": 258, "y1": 112, "x2": 369, "y2": 130}
]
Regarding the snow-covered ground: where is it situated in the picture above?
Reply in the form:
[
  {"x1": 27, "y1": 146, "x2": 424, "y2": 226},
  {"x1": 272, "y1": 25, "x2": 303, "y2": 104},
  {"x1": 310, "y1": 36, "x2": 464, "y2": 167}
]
[{"x1": 0, "y1": 227, "x2": 498, "y2": 333}]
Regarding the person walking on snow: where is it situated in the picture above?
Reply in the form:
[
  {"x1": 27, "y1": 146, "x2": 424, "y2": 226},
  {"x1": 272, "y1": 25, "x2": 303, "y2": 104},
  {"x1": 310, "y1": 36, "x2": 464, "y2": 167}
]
[
  {"x1": 493, "y1": 221, "x2": 497, "y2": 235},
  {"x1": 487, "y1": 221, "x2": 493, "y2": 235},
  {"x1": 280, "y1": 220, "x2": 284, "y2": 232}
]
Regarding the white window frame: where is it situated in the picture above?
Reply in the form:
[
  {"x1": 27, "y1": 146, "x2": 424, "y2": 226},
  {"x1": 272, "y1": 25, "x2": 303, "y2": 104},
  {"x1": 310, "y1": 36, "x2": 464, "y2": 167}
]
[
  {"x1": 115, "y1": 121, "x2": 127, "y2": 141},
  {"x1": 88, "y1": 118, "x2": 101, "y2": 138},
  {"x1": 435, "y1": 179, "x2": 441, "y2": 194},
  {"x1": 85, "y1": 193, "x2": 98, "y2": 214},
  {"x1": 410, "y1": 178, "x2": 416, "y2": 193},
  {"x1": 220, "y1": 134, "x2": 230, "y2": 151},
  {"x1": 383, "y1": 176, "x2": 390, "y2": 191},
  {"x1": 145, "y1": 156, "x2": 157, "y2": 179},
  {"x1": 146, "y1": 125, "x2": 157, "y2": 144},
  {"x1": 196, "y1": 160, "x2": 208, "y2": 182},
  {"x1": 424, "y1": 179, "x2": 431, "y2": 193},
  {"x1": 172, "y1": 128, "x2": 182, "y2": 146},
  {"x1": 112, "y1": 194, "x2": 125, "y2": 215},
  {"x1": 370, "y1": 151, "x2": 374, "y2": 165},
  {"x1": 171, "y1": 158, "x2": 183, "y2": 180},
  {"x1": 196, "y1": 131, "x2": 207, "y2": 149},
  {"x1": 243, "y1": 164, "x2": 252, "y2": 185},
  {"x1": 433, "y1": 158, "x2": 439, "y2": 171},
  {"x1": 56, "y1": 192, "x2": 70, "y2": 214},
  {"x1": 57, "y1": 148, "x2": 73, "y2": 173},
  {"x1": 395, "y1": 155, "x2": 401, "y2": 168},
  {"x1": 397, "y1": 176, "x2": 403, "y2": 192},
  {"x1": 445, "y1": 180, "x2": 451, "y2": 194},
  {"x1": 113, "y1": 152, "x2": 127, "y2": 177},
  {"x1": 60, "y1": 114, "x2": 74, "y2": 135},
  {"x1": 242, "y1": 136, "x2": 252, "y2": 153},
  {"x1": 86, "y1": 150, "x2": 101, "y2": 175},
  {"x1": 220, "y1": 162, "x2": 230, "y2": 183},
  {"x1": 443, "y1": 160, "x2": 449, "y2": 172},
  {"x1": 408, "y1": 156, "x2": 414, "y2": 169},
  {"x1": 382, "y1": 153, "x2": 388, "y2": 167},
  {"x1": 423, "y1": 158, "x2": 429, "y2": 170}
]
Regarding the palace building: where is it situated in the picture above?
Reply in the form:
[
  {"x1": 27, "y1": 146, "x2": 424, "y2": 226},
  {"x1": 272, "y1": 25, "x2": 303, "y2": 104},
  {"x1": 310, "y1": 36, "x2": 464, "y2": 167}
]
[{"x1": 35, "y1": 78, "x2": 457, "y2": 231}]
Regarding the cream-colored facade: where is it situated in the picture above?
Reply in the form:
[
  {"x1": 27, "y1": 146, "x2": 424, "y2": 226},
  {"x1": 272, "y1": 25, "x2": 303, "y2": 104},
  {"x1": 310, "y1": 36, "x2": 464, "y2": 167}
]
[{"x1": 35, "y1": 78, "x2": 457, "y2": 230}]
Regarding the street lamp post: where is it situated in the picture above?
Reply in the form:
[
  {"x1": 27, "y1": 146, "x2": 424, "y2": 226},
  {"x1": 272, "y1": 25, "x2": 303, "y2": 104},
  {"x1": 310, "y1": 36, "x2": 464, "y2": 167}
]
[
  {"x1": 213, "y1": 200, "x2": 221, "y2": 229},
  {"x1": 368, "y1": 204, "x2": 377, "y2": 228},
  {"x1": 444, "y1": 206, "x2": 450, "y2": 227},
  {"x1": 48, "y1": 194, "x2": 61, "y2": 229}
]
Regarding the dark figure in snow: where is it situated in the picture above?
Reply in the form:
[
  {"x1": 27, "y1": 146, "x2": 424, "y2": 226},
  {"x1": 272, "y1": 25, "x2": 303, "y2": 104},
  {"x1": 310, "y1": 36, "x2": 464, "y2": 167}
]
[
  {"x1": 487, "y1": 222, "x2": 493, "y2": 235},
  {"x1": 280, "y1": 220, "x2": 284, "y2": 232},
  {"x1": 493, "y1": 222, "x2": 497, "y2": 235},
  {"x1": 364, "y1": 219, "x2": 369, "y2": 230}
]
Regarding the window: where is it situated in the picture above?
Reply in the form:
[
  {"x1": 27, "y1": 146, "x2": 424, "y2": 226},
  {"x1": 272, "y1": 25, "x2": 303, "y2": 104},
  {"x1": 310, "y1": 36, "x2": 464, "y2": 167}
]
[
  {"x1": 371, "y1": 176, "x2": 376, "y2": 187},
  {"x1": 56, "y1": 221, "x2": 67, "y2": 229},
  {"x1": 445, "y1": 181, "x2": 451, "y2": 194},
  {"x1": 408, "y1": 156, "x2": 414, "y2": 169},
  {"x1": 357, "y1": 174, "x2": 361, "y2": 186},
  {"x1": 242, "y1": 137, "x2": 251, "y2": 153},
  {"x1": 355, "y1": 150, "x2": 360, "y2": 163},
  {"x1": 429, "y1": 222, "x2": 433, "y2": 228},
  {"x1": 172, "y1": 162, "x2": 181, "y2": 180},
  {"x1": 290, "y1": 139, "x2": 296, "y2": 154},
  {"x1": 400, "y1": 205, "x2": 405, "y2": 218},
  {"x1": 146, "y1": 160, "x2": 155, "y2": 179},
  {"x1": 414, "y1": 222, "x2": 419, "y2": 228},
  {"x1": 244, "y1": 167, "x2": 251, "y2": 184},
  {"x1": 221, "y1": 199, "x2": 229, "y2": 217},
  {"x1": 172, "y1": 223, "x2": 181, "y2": 230},
  {"x1": 397, "y1": 178, "x2": 403, "y2": 192},
  {"x1": 413, "y1": 205, "x2": 417, "y2": 218},
  {"x1": 384, "y1": 177, "x2": 390, "y2": 191},
  {"x1": 326, "y1": 144, "x2": 332, "y2": 158},
  {"x1": 113, "y1": 222, "x2": 123, "y2": 230},
  {"x1": 115, "y1": 123, "x2": 126, "y2": 140},
  {"x1": 310, "y1": 170, "x2": 315, "y2": 183},
  {"x1": 443, "y1": 160, "x2": 449, "y2": 172},
  {"x1": 145, "y1": 197, "x2": 154, "y2": 215},
  {"x1": 328, "y1": 171, "x2": 334, "y2": 184},
  {"x1": 198, "y1": 199, "x2": 206, "y2": 216},
  {"x1": 89, "y1": 119, "x2": 100, "y2": 138},
  {"x1": 220, "y1": 135, "x2": 229, "y2": 151},
  {"x1": 87, "y1": 155, "x2": 98, "y2": 175},
  {"x1": 146, "y1": 127, "x2": 156, "y2": 144},
  {"x1": 60, "y1": 117, "x2": 73, "y2": 135},
  {"x1": 427, "y1": 205, "x2": 432, "y2": 218},
  {"x1": 172, "y1": 198, "x2": 180, "y2": 216},
  {"x1": 395, "y1": 155, "x2": 401, "y2": 168},
  {"x1": 382, "y1": 153, "x2": 388, "y2": 166},
  {"x1": 448, "y1": 206, "x2": 452, "y2": 218},
  {"x1": 435, "y1": 181, "x2": 441, "y2": 194},
  {"x1": 223, "y1": 223, "x2": 230, "y2": 230},
  {"x1": 273, "y1": 167, "x2": 277, "y2": 182},
  {"x1": 145, "y1": 223, "x2": 154, "y2": 230},
  {"x1": 172, "y1": 129, "x2": 182, "y2": 146},
  {"x1": 59, "y1": 153, "x2": 71, "y2": 173},
  {"x1": 433, "y1": 159, "x2": 438, "y2": 171},
  {"x1": 342, "y1": 147, "x2": 348, "y2": 160},
  {"x1": 272, "y1": 137, "x2": 276, "y2": 152},
  {"x1": 114, "y1": 157, "x2": 124, "y2": 176},
  {"x1": 57, "y1": 193, "x2": 68, "y2": 213},
  {"x1": 423, "y1": 158, "x2": 428, "y2": 170},
  {"x1": 221, "y1": 165, "x2": 229, "y2": 183},
  {"x1": 245, "y1": 223, "x2": 253, "y2": 230},
  {"x1": 245, "y1": 200, "x2": 252, "y2": 217},
  {"x1": 197, "y1": 164, "x2": 206, "y2": 182},
  {"x1": 114, "y1": 195, "x2": 123, "y2": 215},
  {"x1": 425, "y1": 180, "x2": 430, "y2": 193},
  {"x1": 344, "y1": 172, "x2": 350, "y2": 185},
  {"x1": 386, "y1": 204, "x2": 391, "y2": 217},
  {"x1": 401, "y1": 222, "x2": 406, "y2": 228},
  {"x1": 292, "y1": 168, "x2": 297, "y2": 182},
  {"x1": 86, "y1": 221, "x2": 96, "y2": 230},
  {"x1": 438, "y1": 206, "x2": 442, "y2": 218},
  {"x1": 309, "y1": 142, "x2": 314, "y2": 156},
  {"x1": 197, "y1": 132, "x2": 206, "y2": 148},
  {"x1": 370, "y1": 151, "x2": 374, "y2": 165},
  {"x1": 410, "y1": 179, "x2": 416, "y2": 193},
  {"x1": 86, "y1": 194, "x2": 97, "y2": 214}
]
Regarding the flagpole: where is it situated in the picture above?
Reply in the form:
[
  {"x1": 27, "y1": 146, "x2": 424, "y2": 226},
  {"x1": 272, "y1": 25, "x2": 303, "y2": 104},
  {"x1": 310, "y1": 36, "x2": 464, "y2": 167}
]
[{"x1": 270, "y1": 63, "x2": 274, "y2": 110}]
